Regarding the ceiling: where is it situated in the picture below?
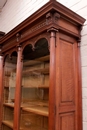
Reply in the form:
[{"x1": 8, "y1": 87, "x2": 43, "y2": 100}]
[{"x1": 0, "y1": 0, "x2": 7, "y2": 10}]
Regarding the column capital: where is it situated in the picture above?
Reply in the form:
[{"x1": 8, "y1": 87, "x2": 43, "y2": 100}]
[
  {"x1": 77, "y1": 38, "x2": 81, "y2": 47},
  {"x1": 47, "y1": 27, "x2": 59, "y2": 33},
  {"x1": 48, "y1": 28, "x2": 58, "y2": 49},
  {"x1": 17, "y1": 44, "x2": 22, "y2": 49}
]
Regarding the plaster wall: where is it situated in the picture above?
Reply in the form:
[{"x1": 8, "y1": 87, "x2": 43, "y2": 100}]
[{"x1": 0, "y1": 0, "x2": 49, "y2": 33}]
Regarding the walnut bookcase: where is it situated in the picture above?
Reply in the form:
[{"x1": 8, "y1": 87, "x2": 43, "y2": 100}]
[{"x1": 0, "y1": 1, "x2": 85, "y2": 130}]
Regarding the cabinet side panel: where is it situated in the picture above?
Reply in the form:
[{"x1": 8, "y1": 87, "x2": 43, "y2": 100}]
[
  {"x1": 59, "y1": 112, "x2": 75, "y2": 130},
  {"x1": 55, "y1": 34, "x2": 79, "y2": 130},
  {"x1": 60, "y1": 40, "x2": 75, "y2": 104}
]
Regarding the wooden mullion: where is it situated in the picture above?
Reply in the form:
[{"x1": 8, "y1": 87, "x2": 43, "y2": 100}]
[{"x1": 13, "y1": 46, "x2": 23, "y2": 130}]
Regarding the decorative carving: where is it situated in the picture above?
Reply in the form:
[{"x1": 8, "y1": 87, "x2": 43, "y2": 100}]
[
  {"x1": 32, "y1": 44, "x2": 35, "y2": 51},
  {"x1": 16, "y1": 33, "x2": 21, "y2": 43},
  {"x1": 47, "y1": 27, "x2": 58, "y2": 33},
  {"x1": 46, "y1": 12, "x2": 60, "y2": 25},
  {"x1": 47, "y1": 27, "x2": 59, "y2": 48},
  {"x1": 47, "y1": 27, "x2": 58, "y2": 47},
  {"x1": 28, "y1": 22, "x2": 46, "y2": 35},
  {"x1": 17, "y1": 45, "x2": 23, "y2": 62}
]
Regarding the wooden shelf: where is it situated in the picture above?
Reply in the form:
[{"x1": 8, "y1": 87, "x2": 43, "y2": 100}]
[
  {"x1": 20, "y1": 125, "x2": 48, "y2": 130},
  {"x1": 2, "y1": 120, "x2": 23, "y2": 130},
  {"x1": 24, "y1": 60, "x2": 42, "y2": 66},
  {"x1": 36, "y1": 55, "x2": 49, "y2": 62},
  {"x1": 21, "y1": 100, "x2": 48, "y2": 107},
  {"x1": 3, "y1": 100, "x2": 48, "y2": 109},
  {"x1": 3, "y1": 103, "x2": 14, "y2": 108},
  {"x1": 37, "y1": 85, "x2": 49, "y2": 88},
  {"x1": 24, "y1": 55, "x2": 50, "y2": 67},
  {"x1": 22, "y1": 106, "x2": 48, "y2": 117},
  {"x1": 23, "y1": 67, "x2": 49, "y2": 76},
  {"x1": 22, "y1": 85, "x2": 49, "y2": 88},
  {"x1": 2, "y1": 120, "x2": 13, "y2": 129}
]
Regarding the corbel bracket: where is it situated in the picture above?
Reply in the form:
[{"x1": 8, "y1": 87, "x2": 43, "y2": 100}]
[{"x1": 46, "y1": 12, "x2": 60, "y2": 25}]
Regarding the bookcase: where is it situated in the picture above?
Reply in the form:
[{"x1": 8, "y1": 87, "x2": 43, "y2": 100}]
[{"x1": 0, "y1": 1, "x2": 85, "y2": 130}]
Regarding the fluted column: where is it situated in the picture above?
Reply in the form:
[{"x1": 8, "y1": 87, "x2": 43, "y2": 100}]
[
  {"x1": 48, "y1": 28, "x2": 58, "y2": 130},
  {"x1": 13, "y1": 45, "x2": 23, "y2": 130}
]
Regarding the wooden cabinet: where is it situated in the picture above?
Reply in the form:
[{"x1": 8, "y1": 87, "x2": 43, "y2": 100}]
[{"x1": 0, "y1": 1, "x2": 85, "y2": 130}]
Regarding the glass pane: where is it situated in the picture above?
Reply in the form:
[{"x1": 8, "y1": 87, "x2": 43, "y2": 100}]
[
  {"x1": 20, "y1": 38, "x2": 49, "y2": 130},
  {"x1": 2, "y1": 54, "x2": 17, "y2": 130}
]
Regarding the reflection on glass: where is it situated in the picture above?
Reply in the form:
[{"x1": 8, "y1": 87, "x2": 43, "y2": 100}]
[
  {"x1": 2, "y1": 54, "x2": 17, "y2": 130},
  {"x1": 20, "y1": 38, "x2": 49, "y2": 130}
]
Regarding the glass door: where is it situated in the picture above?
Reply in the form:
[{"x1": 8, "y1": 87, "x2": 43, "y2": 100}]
[
  {"x1": 20, "y1": 38, "x2": 49, "y2": 130},
  {"x1": 2, "y1": 52, "x2": 17, "y2": 130}
]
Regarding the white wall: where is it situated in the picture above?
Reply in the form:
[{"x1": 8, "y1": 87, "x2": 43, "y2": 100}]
[
  {"x1": 0, "y1": 0, "x2": 49, "y2": 33},
  {"x1": 0, "y1": 0, "x2": 87, "y2": 130}
]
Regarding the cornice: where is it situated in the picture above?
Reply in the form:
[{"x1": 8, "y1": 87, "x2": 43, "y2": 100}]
[
  {"x1": 51, "y1": 1, "x2": 85, "y2": 25},
  {"x1": 0, "y1": 0, "x2": 85, "y2": 44}
]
